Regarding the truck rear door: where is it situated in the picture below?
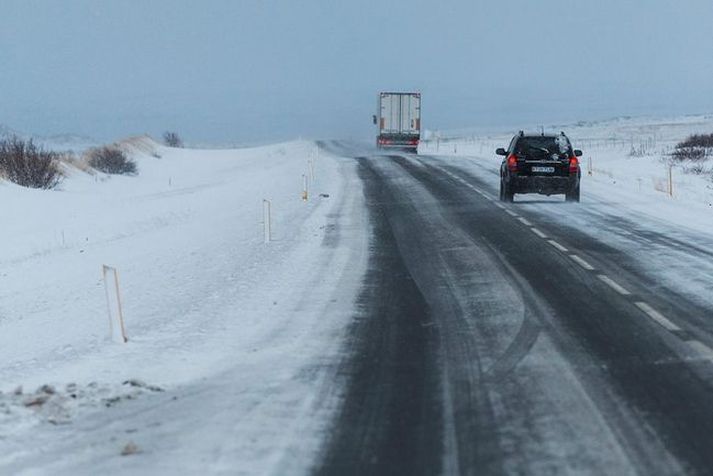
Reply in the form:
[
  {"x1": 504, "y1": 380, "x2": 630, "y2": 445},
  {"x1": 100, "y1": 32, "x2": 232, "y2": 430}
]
[{"x1": 380, "y1": 93, "x2": 420, "y2": 136}]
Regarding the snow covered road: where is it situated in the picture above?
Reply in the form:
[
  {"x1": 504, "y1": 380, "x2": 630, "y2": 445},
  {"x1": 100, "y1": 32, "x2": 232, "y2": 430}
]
[
  {"x1": 315, "y1": 146, "x2": 713, "y2": 475},
  {"x1": 3, "y1": 133, "x2": 713, "y2": 475}
]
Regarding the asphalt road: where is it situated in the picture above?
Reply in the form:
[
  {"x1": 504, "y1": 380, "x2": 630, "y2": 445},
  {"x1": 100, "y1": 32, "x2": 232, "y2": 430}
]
[{"x1": 316, "y1": 147, "x2": 713, "y2": 476}]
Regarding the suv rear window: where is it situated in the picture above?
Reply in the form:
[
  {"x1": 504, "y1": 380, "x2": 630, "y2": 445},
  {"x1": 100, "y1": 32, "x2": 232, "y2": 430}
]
[{"x1": 516, "y1": 136, "x2": 572, "y2": 157}]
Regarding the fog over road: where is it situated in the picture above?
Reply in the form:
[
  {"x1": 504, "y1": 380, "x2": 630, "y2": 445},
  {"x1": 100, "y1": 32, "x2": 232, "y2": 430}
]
[{"x1": 316, "y1": 144, "x2": 713, "y2": 475}]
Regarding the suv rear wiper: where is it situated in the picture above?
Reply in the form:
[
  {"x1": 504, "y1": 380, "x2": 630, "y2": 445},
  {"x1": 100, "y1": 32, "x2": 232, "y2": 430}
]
[{"x1": 525, "y1": 146, "x2": 551, "y2": 157}]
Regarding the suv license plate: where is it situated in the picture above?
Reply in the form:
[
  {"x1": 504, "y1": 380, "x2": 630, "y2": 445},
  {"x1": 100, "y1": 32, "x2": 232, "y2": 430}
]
[{"x1": 532, "y1": 166, "x2": 555, "y2": 173}]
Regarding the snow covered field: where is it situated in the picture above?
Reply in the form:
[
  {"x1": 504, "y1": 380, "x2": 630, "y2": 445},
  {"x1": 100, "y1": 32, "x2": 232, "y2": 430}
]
[
  {"x1": 3, "y1": 114, "x2": 713, "y2": 474},
  {"x1": 0, "y1": 139, "x2": 369, "y2": 473}
]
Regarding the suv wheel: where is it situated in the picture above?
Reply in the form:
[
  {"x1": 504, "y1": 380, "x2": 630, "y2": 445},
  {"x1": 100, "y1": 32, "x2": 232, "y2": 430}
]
[
  {"x1": 500, "y1": 180, "x2": 514, "y2": 202},
  {"x1": 566, "y1": 184, "x2": 580, "y2": 203}
]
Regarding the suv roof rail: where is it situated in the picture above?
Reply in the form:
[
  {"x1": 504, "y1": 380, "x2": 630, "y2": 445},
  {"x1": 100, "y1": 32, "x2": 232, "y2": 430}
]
[{"x1": 518, "y1": 130, "x2": 524, "y2": 137}]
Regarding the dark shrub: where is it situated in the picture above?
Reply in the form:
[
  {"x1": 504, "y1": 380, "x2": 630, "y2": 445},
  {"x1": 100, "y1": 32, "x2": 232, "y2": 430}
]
[
  {"x1": 671, "y1": 133, "x2": 713, "y2": 162},
  {"x1": 0, "y1": 136, "x2": 63, "y2": 189},
  {"x1": 163, "y1": 131, "x2": 183, "y2": 148},
  {"x1": 677, "y1": 133, "x2": 713, "y2": 149},
  {"x1": 88, "y1": 146, "x2": 137, "y2": 175},
  {"x1": 672, "y1": 147, "x2": 706, "y2": 161}
]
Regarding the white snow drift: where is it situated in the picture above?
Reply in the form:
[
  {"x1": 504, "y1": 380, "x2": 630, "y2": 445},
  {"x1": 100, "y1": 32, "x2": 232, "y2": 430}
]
[{"x1": 0, "y1": 138, "x2": 369, "y2": 474}]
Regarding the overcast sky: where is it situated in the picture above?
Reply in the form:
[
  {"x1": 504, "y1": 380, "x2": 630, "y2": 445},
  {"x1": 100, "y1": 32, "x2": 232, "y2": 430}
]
[{"x1": 1, "y1": 0, "x2": 712, "y2": 144}]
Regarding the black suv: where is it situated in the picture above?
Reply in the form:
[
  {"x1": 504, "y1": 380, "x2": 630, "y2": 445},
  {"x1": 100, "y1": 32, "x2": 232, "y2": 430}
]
[{"x1": 496, "y1": 132, "x2": 582, "y2": 202}]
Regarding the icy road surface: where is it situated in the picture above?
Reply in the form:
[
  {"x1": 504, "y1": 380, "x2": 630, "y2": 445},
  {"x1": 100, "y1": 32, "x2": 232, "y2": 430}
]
[{"x1": 316, "y1": 142, "x2": 713, "y2": 475}]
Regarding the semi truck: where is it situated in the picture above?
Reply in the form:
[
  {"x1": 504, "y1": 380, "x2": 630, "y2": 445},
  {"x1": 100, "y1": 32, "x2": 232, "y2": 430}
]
[{"x1": 373, "y1": 92, "x2": 421, "y2": 152}]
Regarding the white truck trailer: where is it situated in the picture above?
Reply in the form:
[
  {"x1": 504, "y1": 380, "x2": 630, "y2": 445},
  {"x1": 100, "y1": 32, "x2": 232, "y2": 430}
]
[{"x1": 373, "y1": 92, "x2": 421, "y2": 152}]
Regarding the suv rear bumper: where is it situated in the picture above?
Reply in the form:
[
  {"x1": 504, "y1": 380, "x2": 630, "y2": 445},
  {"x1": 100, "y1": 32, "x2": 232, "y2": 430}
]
[{"x1": 511, "y1": 175, "x2": 578, "y2": 195}]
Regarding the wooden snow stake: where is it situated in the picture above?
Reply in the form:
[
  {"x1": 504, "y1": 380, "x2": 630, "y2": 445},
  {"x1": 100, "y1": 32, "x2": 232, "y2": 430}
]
[{"x1": 102, "y1": 265, "x2": 128, "y2": 343}]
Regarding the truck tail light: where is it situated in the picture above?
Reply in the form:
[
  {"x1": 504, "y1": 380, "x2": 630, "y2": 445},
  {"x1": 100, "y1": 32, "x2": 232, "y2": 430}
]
[
  {"x1": 507, "y1": 154, "x2": 518, "y2": 172},
  {"x1": 569, "y1": 156, "x2": 579, "y2": 174}
]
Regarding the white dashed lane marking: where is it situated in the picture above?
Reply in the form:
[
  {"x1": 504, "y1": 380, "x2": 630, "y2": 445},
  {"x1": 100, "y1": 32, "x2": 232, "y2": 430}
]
[
  {"x1": 635, "y1": 302, "x2": 681, "y2": 332},
  {"x1": 548, "y1": 240, "x2": 569, "y2": 252},
  {"x1": 442, "y1": 166, "x2": 704, "y2": 363},
  {"x1": 597, "y1": 275, "x2": 631, "y2": 296},
  {"x1": 570, "y1": 254, "x2": 595, "y2": 271},
  {"x1": 531, "y1": 227, "x2": 548, "y2": 239}
]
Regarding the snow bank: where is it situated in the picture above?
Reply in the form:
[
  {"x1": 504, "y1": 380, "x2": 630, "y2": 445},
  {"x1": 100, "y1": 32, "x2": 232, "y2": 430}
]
[{"x1": 0, "y1": 139, "x2": 368, "y2": 473}]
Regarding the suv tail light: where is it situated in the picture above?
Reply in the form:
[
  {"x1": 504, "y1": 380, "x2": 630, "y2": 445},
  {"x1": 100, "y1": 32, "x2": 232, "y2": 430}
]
[
  {"x1": 569, "y1": 156, "x2": 579, "y2": 174},
  {"x1": 507, "y1": 154, "x2": 518, "y2": 172}
]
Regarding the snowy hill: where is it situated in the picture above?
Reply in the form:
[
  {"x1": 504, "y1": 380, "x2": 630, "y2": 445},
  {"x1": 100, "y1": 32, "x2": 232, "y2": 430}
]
[{"x1": 0, "y1": 139, "x2": 367, "y2": 473}]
